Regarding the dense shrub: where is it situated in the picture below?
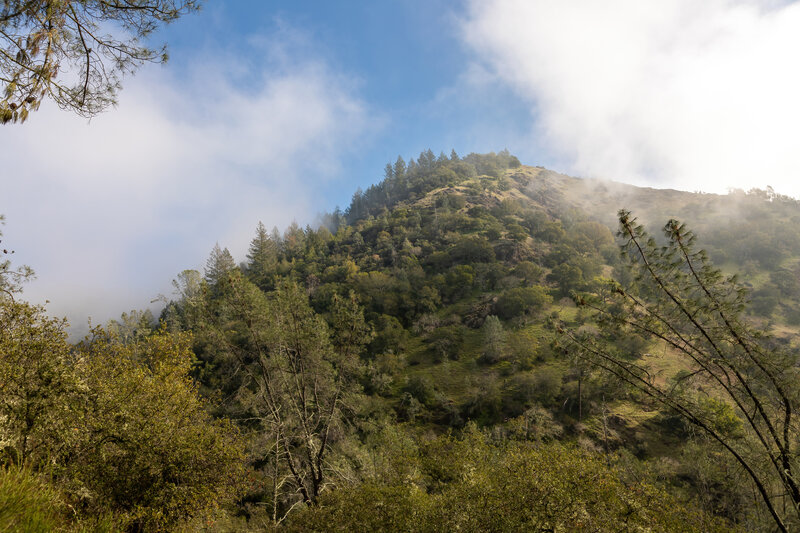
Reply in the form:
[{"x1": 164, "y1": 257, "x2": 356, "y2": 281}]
[{"x1": 495, "y1": 286, "x2": 552, "y2": 319}]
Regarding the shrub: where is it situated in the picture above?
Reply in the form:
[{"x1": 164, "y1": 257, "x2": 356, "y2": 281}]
[{"x1": 495, "y1": 286, "x2": 552, "y2": 319}]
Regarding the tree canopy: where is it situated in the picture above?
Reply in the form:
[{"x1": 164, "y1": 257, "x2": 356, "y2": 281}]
[{"x1": 0, "y1": 0, "x2": 200, "y2": 123}]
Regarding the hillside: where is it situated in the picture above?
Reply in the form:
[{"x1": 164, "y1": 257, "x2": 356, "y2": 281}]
[
  {"x1": 6, "y1": 151, "x2": 800, "y2": 531},
  {"x1": 154, "y1": 151, "x2": 800, "y2": 529}
]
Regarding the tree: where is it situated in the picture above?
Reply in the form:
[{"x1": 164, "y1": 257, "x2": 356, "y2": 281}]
[
  {"x1": 393, "y1": 156, "x2": 406, "y2": 179},
  {"x1": 71, "y1": 326, "x2": 245, "y2": 530},
  {"x1": 564, "y1": 210, "x2": 800, "y2": 532},
  {"x1": 0, "y1": 0, "x2": 200, "y2": 123},
  {"x1": 204, "y1": 242, "x2": 236, "y2": 285},
  {"x1": 202, "y1": 276, "x2": 368, "y2": 521},
  {"x1": 495, "y1": 286, "x2": 551, "y2": 320},
  {"x1": 479, "y1": 315, "x2": 506, "y2": 364},
  {"x1": 285, "y1": 429, "x2": 731, "y2": 532},
  {"x1": 547, "y1": 262, "x2": 583, "y2": 296},
  {"x1": 105, "y1": 307, "x2": 155, "y2": 342},
  {"x1": 513, "y1": 260, "x2": 542, "y2": 284},
  {"x1": 246, "y1": 221, "x2": 278, "y2": 289},
  {"x1": 0, "y1": 296, "x2": 244, "y2": 530},
  {"x1": 0, "y1": 299, "x2": 75, "y2": 466},
  {"x1": 0, "y1": 215, "x2": 33, "y2": 297}
]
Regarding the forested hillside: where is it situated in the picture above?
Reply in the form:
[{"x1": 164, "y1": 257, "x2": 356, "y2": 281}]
[{"x1": 4, "y1": 151, "x2": 800, "y2": 531}]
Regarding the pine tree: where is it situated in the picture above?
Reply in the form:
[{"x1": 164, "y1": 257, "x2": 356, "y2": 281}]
[
  {"x1": 204, "y1": 243, "x2": 236, "y2": 285},
  {"x1": 393, "y1": 156, "x2": 406, "y2": 179},
  {"x1": 283, "y1": 221, "x2": 305, "y2": 259},
  {"x1": 246, "y1": 222, "x2": 278, "y2": 289},
  {"x1": 0, "y1": 1, "x2": 200, "y2": 123},
  {"x1": 202, "y1": 279, "x2": 365, "y2": 518},
  {"x1": 565, "y1": 210, "x2": 800, "y2": 532}
]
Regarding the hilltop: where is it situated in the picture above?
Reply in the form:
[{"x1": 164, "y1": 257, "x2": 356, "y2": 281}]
[
  {"x1": 154, "y1": 151, "x2": 800, "y2": 528},
  {"x1": 9, "y1": 151, "x2": 797, "y2": 530}
]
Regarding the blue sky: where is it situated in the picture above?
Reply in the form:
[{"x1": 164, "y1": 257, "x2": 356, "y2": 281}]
[
  {"x1": 4, "y1": 0, "x2": 800, "y2": 330},
  {"x1": 153, "y1": 0, "x2": 540, "y2": 208}
]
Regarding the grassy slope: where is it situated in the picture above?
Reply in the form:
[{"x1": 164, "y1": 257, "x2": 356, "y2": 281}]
[{"x1": 371, "y1": 163, "x2": 800, "y2": 461}]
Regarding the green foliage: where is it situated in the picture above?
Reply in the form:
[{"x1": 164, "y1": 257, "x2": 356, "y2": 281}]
[
  {"x1": 0, "y1": 300, "x2": 75, "y2": 466},
  {"x1": 343, "y1": 150, "x2": 520, "y2": 224},
  {"x1": 0, "y1": 1, "x2": 200, "y2": 122},
  {"x1": 479, "y1": 315, "x2": 506, "y2": 364},
  {"x1": 0, "y1": 297, "x2": 244, "y2": 530},
  {"x1": 150, "y1": 157, "x2": 800, "y2": 529},
  {"x1": 571, "y1": 220, "x2": 615, "y2": 249},
  {"x1": 71, "y1": 327, "x2": 246, "y2": 530},
  {"x1": 513, "y1": 260, "x2": 542, "y2": 284},
  {"x1": 495, "y1": 286, "x2": 552, "y2": 319},
  {"x1": 404, "y1": 375, "x2": 437, "y2": 407},
  {"x1": 246, "y1": 221, "x2": 279, "y2": 289},
  {"x1": 568, "y1": 211, "x2": 800, "y2": 532},
  {"x1": 105, "y1": 308, "x2": 155, "y2": 342},
  {"x1": 506, "y1": 327, "x2": 540, "y2": 369},
  {"x1": 284, "y1": 429, "x2": 731, "y2": 532},
  {"x1": 205, "y1": 242, "x2": 237, "y2": 285},
  {"x1": 368, "y1": 314, "x2": 407, "y2": 355},
  {"x1": 198, "y1": 276, "x2": 366, "y2": 519},
  {"x1": 0, "y1": 216, "x2": 34, "y2": 296},
  {"x1": 442, "y1": 264, "x2": 474, "y2": 301},
  {"x1": 508, "y1": 366, "x2": 563, "y2": 408},
  {"x1": 449, "y1": 235, "x2": 495, "y2": 264},
  {"x1": 426, "y1": 323, "x2": 466, "y2": 361}
]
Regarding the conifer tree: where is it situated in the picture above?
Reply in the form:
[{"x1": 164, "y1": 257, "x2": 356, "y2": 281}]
[
  {"x1": 393, "y1": 156, "x2": 406, "y2": 179},
  {"x1": 0, "y1": 1, "x2": 200, "y2": 123},
  {"x1": 202, "y1": 278, "x2": 368, "y2": 519},
  {"x1": 246, "y1": 222, "x2": 278, "y2": 289},
  {"x1": 565, "y1": 210, "x2": 800, "y2": 532},
  {"x1": 204, "y1": 243, "x2": 236, "y2": 285}
]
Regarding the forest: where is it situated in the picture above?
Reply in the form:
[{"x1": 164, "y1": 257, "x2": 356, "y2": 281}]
[{"x1": 4, "y1": 150, "x2": 800, "y2": 532}]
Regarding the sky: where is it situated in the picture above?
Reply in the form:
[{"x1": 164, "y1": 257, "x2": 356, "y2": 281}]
[{"x1": 3, "y1": 0, "x2": 800, "y2": 331}]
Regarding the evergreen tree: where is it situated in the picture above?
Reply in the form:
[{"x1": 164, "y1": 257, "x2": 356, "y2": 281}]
[
  {"x1": 393, "y1": 156, "x2": 406, "y2": 179},
  {"x1": 0, "y1": 1, "x2": 200, "y2": 123},
  {"x1": 419, "y1": 149, "x2": 435, "y2": 170},
  {"x1": 201, "y1": 278, "x2": 365, "y2": 519},
  {"x1": 270, "y1": 226, "x2": 284, "y2": 253},
  {"x1": 246, "y1": 221, "x2": 278, "y2": 288},
  {"x1": 566, "y1": 211, "x2": 800, "y2": 532},
  {"x1": 204, "y1": 243, "x2": 236, "y2": 285},
  {"x1": 283, "y1": 221, "x2": 306, "y2": 259}
]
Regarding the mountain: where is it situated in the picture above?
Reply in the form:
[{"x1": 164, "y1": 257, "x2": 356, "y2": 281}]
[
  {"x1": 157, "y1": 150, "x2": 800, "y2": 529},
  {"x1": 10, "y1": 151, "x2": 800, "y2": 530}
]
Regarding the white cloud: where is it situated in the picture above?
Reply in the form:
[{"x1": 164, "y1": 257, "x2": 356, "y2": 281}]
[
  {"x1": 461, "y1": 0, "x2": 800, "y2": 196},
  {"x1": 1, "y1": 38, "x2": 371, "y2": 331}
]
